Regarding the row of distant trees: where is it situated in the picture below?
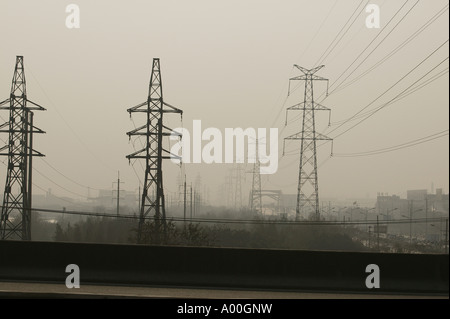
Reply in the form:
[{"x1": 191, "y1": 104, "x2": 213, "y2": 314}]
[
  {"x1": 29, "y1": 207, "x2": 445, "y2": 253},
  {"x1": 31, "y1": 213, "x2": 368, "y2": 252}
]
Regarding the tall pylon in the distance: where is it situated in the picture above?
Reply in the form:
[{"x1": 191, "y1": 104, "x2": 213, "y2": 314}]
[
  {"x1": 284, "y1": 65, "x2": 332, "y2": 221},
  {"x1": 250, "y1": 138, "x2": 262, "y2": 214},
  {"x1": 126, "y1": 58, "x2": 182, "y2": 244},
  {"x1": 0, "y1": 56, "x2": 46, "y2": 240},
  {"x1": 233, "y1": 165, "x2": 243, "y2": 210}
]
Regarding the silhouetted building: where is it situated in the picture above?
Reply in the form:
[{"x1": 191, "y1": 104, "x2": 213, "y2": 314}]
[{"x1": 407, "y1": 189, "x2": 428, "y2": 201}]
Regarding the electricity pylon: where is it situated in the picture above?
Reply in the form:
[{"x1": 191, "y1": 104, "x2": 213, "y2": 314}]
[
  {"x1": 0, "y1": 56, "x2": 46, "y2": 240},
  {"x1": 284, "y1": 65, "x2": 332, "y2": 221},
  {"x1": 126, "y1": 58, "x2": 182, "y2": 243},
  {"x1": 225, "y1": 165, "x2": 244, "y2": 210},
  {"x1": 250, "y1": 139, "x2": 262, "y2": 214}
]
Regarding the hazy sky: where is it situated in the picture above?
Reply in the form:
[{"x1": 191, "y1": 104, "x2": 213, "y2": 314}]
[{"x1": 0, "y1": 0, "x2": 448, "y2": 204}]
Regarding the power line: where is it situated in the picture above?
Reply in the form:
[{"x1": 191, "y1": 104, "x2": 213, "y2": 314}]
[
  {"x1": 314, "y1": 0, "x2": 369, "y2": 67},
  {"x1": 293, "y1": 63, "x2": 447, "y2": 164},
  {"x1": 323, "y1": 0, "x2": 388, "y2": 68},
  {"x1": 0, "y1": 160, "x2": 79, "y2": 205},
  {"x1": 32, "y1": 182, "x2": 80, "y2": 205},
  {"x1": 328, "y1": 66, "x2": 449, "y2": 126},
  {"x1": 33, "y1": 167, "x2": 87, "y2": 198},
  {"x1": 395, "y1": 67, "x2": 448, "y2": 97},
  {"x1": 6, "y1": 205, "x2": 442, "y2": 227},
  {"x1": 130, "y1": 160, "x2": 144, "y2": 188},
  {"x1": 279, "y1": 3, "x2": 447, "y2": 160},
  {"x1": 297, "y1": 0, "x2": 339, "y2": 62},
  {"x1": 26, "y1": 64, "x2": 116, "y2": 173},
  {"x1": 302, "y1": 62, "x2": 448, "y2": 162},
  {"x1": 328, "y1": 0, "x2": 418, "y2": 95},
  {"x1": 39, "y1": 158, "x2": 101, "y2": 191},
  {"x1": 331, "y1": 4, "x2": 449, "y2": 95},
  {"x1": 333, "y1": 129, "x2": 449, "y2": 157},
  {"x1": 327, "y1": 39, "x2": 449, "y2": 138},
  {"x1": 333, "y1": 55, "x2": 449, "y2": 140}
]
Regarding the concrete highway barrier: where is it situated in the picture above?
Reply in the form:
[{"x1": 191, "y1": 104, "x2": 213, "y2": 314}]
[{"x1": 0, "y1": 240, "x2": 448, "y2": 294}]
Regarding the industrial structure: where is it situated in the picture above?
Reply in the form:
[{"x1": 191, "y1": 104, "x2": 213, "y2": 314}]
[
  {"x1": 126, "y1": 58, "x2": 182, "y2": 243},
  {"x1": 226, "y1": 165, "x2": 244, "y2": 210},
  {"x1": 0, "y1": 56, "x2": 46, "y2": 240},
  {"x1": 284, "y1": 65, "x2": 332, "y2": 221},
  {"x1": 249, "y1": 139, "x2": 262, "y2": 214}
]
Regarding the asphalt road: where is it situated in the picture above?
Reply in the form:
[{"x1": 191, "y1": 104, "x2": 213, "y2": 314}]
[{"x1": 0, "y1": 281, "x2": 447, "y2": 299}]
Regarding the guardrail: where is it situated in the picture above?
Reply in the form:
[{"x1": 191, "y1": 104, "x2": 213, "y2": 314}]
[{"x1": 0, "y1": 240, "x2": 448, "y2": 294}]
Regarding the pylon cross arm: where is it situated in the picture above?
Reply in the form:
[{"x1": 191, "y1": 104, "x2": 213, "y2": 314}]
[
  {"x1": 289, "y1": 75, "x2": 307, "y2": 81},
  {"x1": 163, "y1": 102, "x2": 183, "y2": 114},
  {"x1": 26, "y1": 99, "x2": 46, "y2": 111},
  {"x1": 127, "y1": 101, "x2": 147, "y2": 113},
  {"x1": 294, "y1": 64, "x2": 324, "y2": 75}
]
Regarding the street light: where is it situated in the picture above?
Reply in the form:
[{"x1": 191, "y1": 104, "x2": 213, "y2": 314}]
[
  {"x1": 339, "y1": 206, "x2": 348, "y2": 224},
  {"x1": 344, "y1": 205, "x2": 357, "y2": 222},
  {"x1": 361, "y1": 207, "x2": 376, "y2": 221},
  {"x1": 356, "y1": 207, "x2": 374, "y2": 231},
  {"x1": 321, "y1": 206, "x2": 336, "y2": 220},
  {"x1": 385, "y1": 207, "x2": 398, "y2": 220},
  {"x1": 429, "y1": 219, "x2": 449, "y2": 254}
]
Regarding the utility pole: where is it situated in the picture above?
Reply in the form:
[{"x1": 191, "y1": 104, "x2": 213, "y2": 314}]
[
  {"x1": 377, "y1": 215, "x2": 380, "y2": 252},
  {"x1": 409, "y1": 200, "x2": 413, "y2": 246},
  {"x1": 204, "y1": 184, "x2": 209, "y2": 206},
  {"x1": 194, "y1": 173, "x2": 202, "y2": 215},
  {"x1": 193, "y1": 189, "x2": 196, "y2": 217},
  {"x1": 112, "y1": 171, "x2": 124, "y2": 217},
  {"x1": 445, "y1": 218, "x2": 448, "y2": 254},
  {"x1": 183, "y1": 175, "x2": 187, "y2": 223},
  {"x1": 126, "y1": 58, "x2": 182, "y2": 243},
  {"x1": 328, "y1": 201, "x2": 331, "y2": 219},
  {"x1": 232, "y1": 165, "x2": 243, "y2": 210},
  {"x1": 190, "y1": 183, "x2": 193, "y2": 220},
  {"x1": 177, "y1": 174, "x2": 183, "y2": 207},
  {"x1": 321, "y1": 201, "x2": 324, "y2": 218},
  {"x1": 425, "y1": 195, "x2": 428, "y2": 240},
  {"x1": 0, "y1": 56, "x2": 46, "y2": 240},
  {"x1": 283, "y1": 65, "x2": 332, "y2": 221},
  {"x1": 138, "y1": 185, "x2": 141, "y2": 212}
]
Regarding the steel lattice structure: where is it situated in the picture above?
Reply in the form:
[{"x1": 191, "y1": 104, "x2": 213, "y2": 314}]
[
  {"x1": 126, "y1": 58, "x2": 182, "y2": 243},
  {"x1": 250, "y1": 140, "x2": 262, "y2": 214},
  {"x1": 227, "y1": 165, "x2": 243, "y2": 210},
  {"x1": 284, "y1": 65, "x2": 332, "y2": 221},
  {"x1": 0, "y1": 56, "x2": 45, "y2": 240}
]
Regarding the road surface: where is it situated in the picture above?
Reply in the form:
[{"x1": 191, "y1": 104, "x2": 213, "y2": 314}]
[{"x1": 0, "y1": 281, "x2": 447, "y2": 299}]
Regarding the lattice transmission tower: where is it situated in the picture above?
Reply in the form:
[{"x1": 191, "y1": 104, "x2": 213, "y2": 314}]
[
  {"x1": 250, "y1": 139, "x2": 262, "y2": 214},
  {"x1": 226, "y1": 164, "x2": 244, "y2": 210},
  {"x1": 284, "y1": 65, "x2": 332, "y2": 221},
  {"x1": 0, "y1": 56, "x2": 46, "y2": 240},
  {"x1": 126, "y1": 58, "x2": 182, "y2": 243}
]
